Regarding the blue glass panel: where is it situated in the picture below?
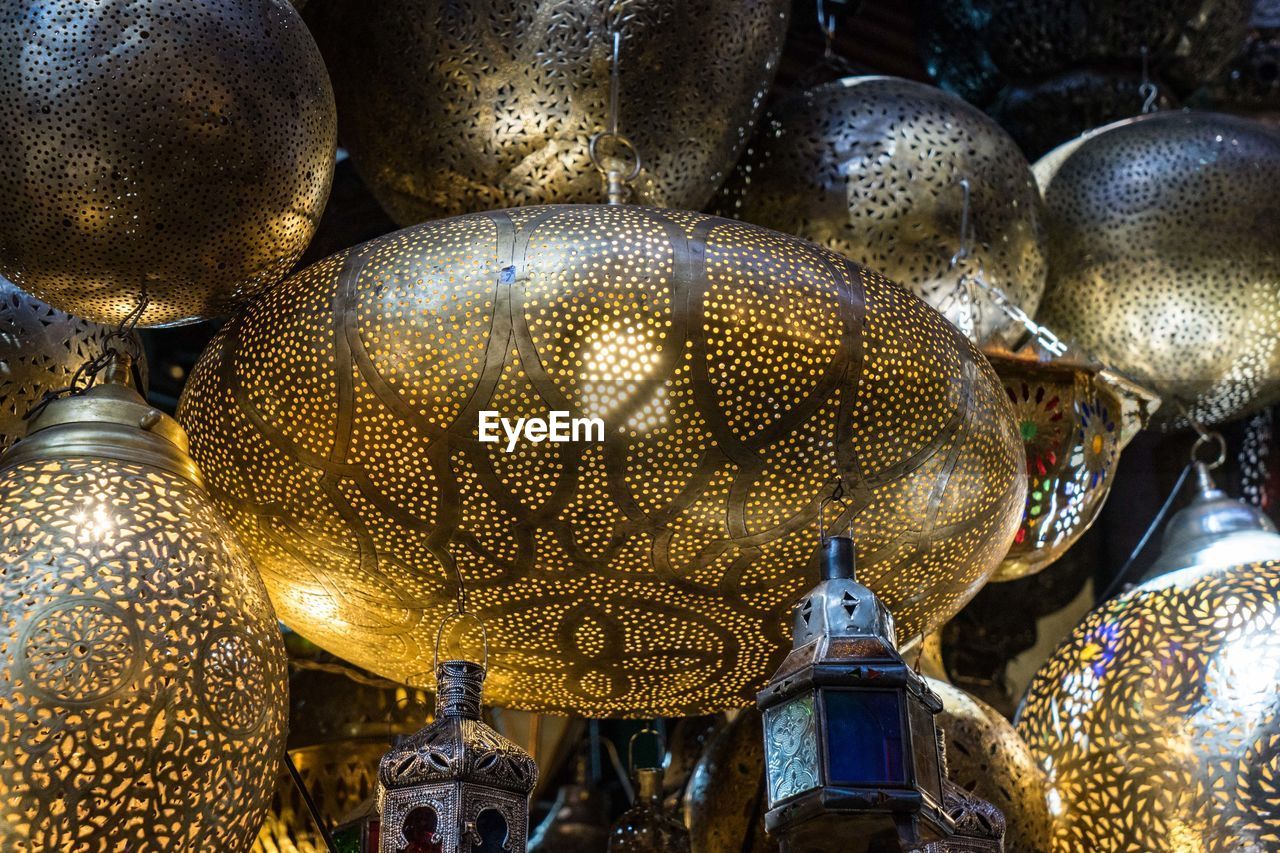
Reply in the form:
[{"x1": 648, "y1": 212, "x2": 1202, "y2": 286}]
[{"x1": 823, "y1": 690, "x2": 907, "y2": 785}]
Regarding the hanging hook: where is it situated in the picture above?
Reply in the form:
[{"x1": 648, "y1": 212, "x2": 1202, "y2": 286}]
[
  {"x1": 1139, "y1": 45, "x2": 1159, "y2": 114},
  {"x1": 949, "y1": 178, "x2": 975, "y2": 269},
  {"x1": 589, "y1": 27, "x2": 642, "y2": 203},
  {"x1": 433, "y1": 610, "x2": 490, "y2": 671},
  {"x1": 817, "y1": 0, "x2": 838, "y2": 56},
  {"x1": 818, "y1": 474, "x2": 853, "y2": 541}
]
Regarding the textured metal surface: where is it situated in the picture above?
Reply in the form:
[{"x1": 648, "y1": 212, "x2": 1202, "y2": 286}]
[
  {"x1": 989, "y1": 353, "x2": 1155, "y2": 581},
  {"x1": 179, "y1": 204, "x2": 1024, "y2": 717},
  {"x1": 685, "y1": 680, "x2": 1051, "y2": 853},
  {"x1": 927, "y1": 678, "x2": 1052, "y2": 853},
  {"x1": 253, "y1": 670, "x2": 430, "y2": 853},
  {"x1": 911, "y1": 782, "x2": 1005, "y2": 852},
  {"x1": 302, "y1": 0, "x2": 789, "y2": 225},
  {"x1": 1017, "y1": 559, "x2": 1280, "y2": 852},
  {"x1": 919, "y1": 0, "x2": 1252, "y2": 100},
  {"x1": 0, "y1": 444, "x2": 288, "y2": 849},
  {"x1": 0, "y1": 0, "x2": 336, "y2": 327},
  {"x1": 1037, "y1": 111, "x2": 1280, "y2": 428},
  {"x1": 719, "y1": 76, "x2": 1046, "y2": 347},
  {"x1": 0, "y1": 277, "x2": 145, "y2": 451}
]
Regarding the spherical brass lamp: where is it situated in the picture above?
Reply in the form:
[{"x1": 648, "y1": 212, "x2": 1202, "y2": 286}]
[
  {"x1": 300, "y1": 0, "x2": 789, "y2": 225},
  {"x1": 0, "y1": 0, "x2": 337, "y2": 327},
  {"x1": 988, "y1": 352, "x2": 1158, "y2": 581},
  {"x1": 718, "y1": 76, "x2": 1047, "y2": 347},
  {"x1": 1036, "y1": 111, "x2": 1280, "y2": 427},
  {"x1": 0, "y1": 276, "x2": 145, "y2": 451},
  {"x1": 1017, "y1": 558, "x2": 1280, "y2": 852},
  {"x1": 683, "y1": 678, "x2": 1053, "y2": 853},
  {"x1": 0, "y1": 363, "x2": 289, "y2": 851},
  {"x1": 178, "y1": 204, "x2": 1026, "y2": 718}
]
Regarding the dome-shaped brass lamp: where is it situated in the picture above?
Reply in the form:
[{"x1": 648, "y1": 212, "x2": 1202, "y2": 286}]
[
  {"x1": 178, "y1": 203, "x2": 1026, "y2": 718},
  {"x1": 0, "y1": 0, "x2": 336, "y2": 327},
  {"x1": 0, "y1": 361, "x2": 289, "y2": 851},
  {"x1": 719, "y1": 76, "x2": 1047, "y2": 348}
]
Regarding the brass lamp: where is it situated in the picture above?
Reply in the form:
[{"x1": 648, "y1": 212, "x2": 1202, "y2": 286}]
[
  {"x1": 0, "y1": 358, "x2": 288, "y2": 851},
  {"x1": 756, "y1": 536, "x2": 953, "y2": 852}
]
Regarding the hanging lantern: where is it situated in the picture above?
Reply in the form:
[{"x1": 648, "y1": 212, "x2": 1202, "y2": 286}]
[
  {"x1": 377, "y1": 636, "x2": 538, "y2": 853},
  {"x1": 685, "y1": 678, "x2": 1052, "y2": 852},
  {"x1": 988, "y1": 352, "x2": 1158, "y2": 581},
  {"x1": 1016, "y1": 463, "x2": 1280, "y2": 851},
  {"x1": 178, "y1": 204, "x2": 1026, "y2": 717},
  {"x1": 301, "y1": 0, "x2": 789, "y2": 225},
  {"x1": 756, "y1": 535, "x2": 954, "y2": 851},
  {"x1": 0, "y1": 0, "x2": 336, "y2": 327},
  {"x1": 528, "y1": 754, "x2": 612, "y2": 853},
  {"x1": 0, "y1": 276, "x2": 146, "y2": 451},
  {"x1": 252, "y1": 667, "x2": 431, "y2": 853},
  {"x1": 608, "y1": 731, "x2": 692, "y2": 853},
  {"x1": 1035, "y1": 111, "x2": 1280, "y2": 428},
  {"x1": 0, "y1": 360, "x2": 289, "y2": 850},
  {"x1": 719, "y1": 76, "x2": 1047, "y2": 347}
]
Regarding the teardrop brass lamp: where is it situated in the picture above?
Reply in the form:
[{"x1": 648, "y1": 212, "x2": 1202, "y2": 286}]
[
  {"x1": 178, "y1": 204, "x2": 1026, "y2": 718},
  {"x1": 0, "y1": 360, "x2": 289, "y2": 851}
]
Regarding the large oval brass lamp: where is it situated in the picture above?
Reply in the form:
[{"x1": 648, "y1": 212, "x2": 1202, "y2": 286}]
[
  {"x1": 719, "y1": 76, "x2": 1047, "y2": 347},
  {"x1": 0, "y1": 0, "x2": 337, "y2": 327},
  {"x1": 1036, "y1": 111, "x2": 1280, "y2": 427},
  {"x1": 0, "y1": 365, "x2": 289, "y2": 851},
  {"x1": 178, "y1": 204, "x2": 1025, "y2": 718},
  {"x1": 301, "y1": 0, "x2": 789, "y2": 225},
  {"x1": 1017, "y1": 468, "x2": 1280, "y2": 851}
]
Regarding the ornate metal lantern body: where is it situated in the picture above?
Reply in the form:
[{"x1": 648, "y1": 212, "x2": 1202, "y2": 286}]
[
  {"x1": 0, "y1": 372, "x2": 289, "y2": 851},
  {"x1": 608, "y1": 766, "x2": 691, "y2": 853},
  {"x1": 302, "y1": 0, "x2": 789, "y2": 225},
  {"x1": 0, "y1": 0, "x2": 336, "y2": 327},
  {"x1": 757, "y1": 537, "x2": 954, "y2": 852},
  {"x1": 988, "y1": 352, "x2": 1157, "y2": 580},
  {"x1": 1016, "y1": 556, "x2": 1280, "y2": 852},
  {"x1": 1036, "y1": 111, "x2": 1280, "y2": 427},
  {"x1": 378, "y1": 660, "x2": 537, "y2": 853},
  {"x1": 178, "y1": 204, "x2": 1025, "y2": 718},
  {"x1": 0, "y1": 276, "x2": 145, "y2": 451},
  {"x1": 719, "y1": 76, "x2": 1047, "y2": 347}
]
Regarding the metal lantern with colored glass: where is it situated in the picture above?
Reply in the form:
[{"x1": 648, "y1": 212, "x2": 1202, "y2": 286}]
[
  {"x1": 377, "y1": 624, "x2": 538, "y2": 853},
  {"x1": 0, "y1": 358, "x2": 289, "y2": 851},
  {"x1": 756, "y1": 535, "x2": 953, "y2": 852}
]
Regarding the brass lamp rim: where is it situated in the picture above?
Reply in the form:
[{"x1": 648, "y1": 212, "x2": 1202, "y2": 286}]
[{"x1": 2, "y1": 382, "x2": 203, "y2": 488}]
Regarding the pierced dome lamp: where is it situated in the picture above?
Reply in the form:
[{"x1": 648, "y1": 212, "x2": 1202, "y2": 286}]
[
  {"x1": 1016, "y1": 459, "x2": 1280, "y2": 852},
  {"x1": 178, "y1": 204, "x2": 1025, "y2": 718},
  {"x1": 0, "y1": 358, "x2": 289, "y2": 851}
]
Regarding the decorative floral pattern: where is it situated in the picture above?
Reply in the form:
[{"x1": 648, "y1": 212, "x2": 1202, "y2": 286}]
[{"x1": 764, "y1": 694, "x2": 820, "y2": 805}]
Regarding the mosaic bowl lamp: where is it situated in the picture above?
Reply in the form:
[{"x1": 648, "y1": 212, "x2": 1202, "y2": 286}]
[
  {"x1": 301, "y1": 0, "x2": 789, "y2": 225},
  {"x1": 1035, "y1": 111, "x2": 1280, "y2": 428},
  {"x1": 0, "y1": 360, "x2": 288, "y2": 851},
  {"x1": 718, "y1": 75, "x2": 1047, "y2": 348},
  {"x1": 988, "y1": 352, "x2": 1158, "y2": 581},
  {"x1": 0, "y1": 0, "x2": 336, "y2": 327},
  {"x1": 0, "y1": 276, "x2": 146, "y2": 452},
  {"x1": 684, "y1": 680, "x2": 1053, "y2": 853},
  {"x1": 178, "y1": 204, "x2": 1026, "y2": 718},
  {"x1": 1016, "y1": 464, "x2": 1280, "y2": 852}
]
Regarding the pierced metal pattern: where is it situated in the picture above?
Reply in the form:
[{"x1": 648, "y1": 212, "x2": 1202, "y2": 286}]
[
  {"x1": 0, "y1": 277, "x2": 144, "y2": 451},
  {"x1": 0, "y1": 0, "x2": 337, "y2": 327},
  {"x1": 0, "y1": 456, "x2": 288, "y2": 852},
  {"x1": 301, "y1": 0, "x2": 789, "y2": 225},
  {"x1": 1017, "y1": 560, "x2": 1280, "y2": 853},
  {"x1": 718, "y1": 76, "x2": 1047, "y2": 347},
  {"x1": 1240, "y1": 408, "x2": 1275, "y2": 511},
  {"x1": 178, "y1": 204, "x2": 1025, "y2": 717},
  {"x1": 989, "y1": 355, "x2": 1154, "y2": 581},
  {"x1": 1037, "y1": 112, "x2": 1280, "y2": 428},
  {"x1": 927, "y1": 678, "x2": 1051, "y2": 853}
]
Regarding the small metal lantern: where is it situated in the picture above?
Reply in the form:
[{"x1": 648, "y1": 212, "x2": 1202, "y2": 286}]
[
  {"x1": 608, "y1": 730, "x2": 691, "y2": 852},
  {"x1": 377, "y1": 620, "x2": 538, "y2": 853},
  {"x1": 757, "y1": 535, "x2": 954, "y2": 852}
]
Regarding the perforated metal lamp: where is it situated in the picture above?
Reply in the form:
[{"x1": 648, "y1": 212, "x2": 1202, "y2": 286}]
[{"x1": 757, "y1": 536, "x2": 953, "y2": 853}]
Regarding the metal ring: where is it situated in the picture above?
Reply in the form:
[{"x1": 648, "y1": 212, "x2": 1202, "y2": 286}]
[
  {"x1": 627, "y1": 725, "x2": 665, "y2": 773},
  {"x1": 588, "y1": 131, "x2": 642, "y2": 181},
  {"x1": 434, "y1": 610, "x2": 489, "y2": 671},
  {"x1": 1191, "y1": 431, "x2": 1228, "y2": 470}
]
